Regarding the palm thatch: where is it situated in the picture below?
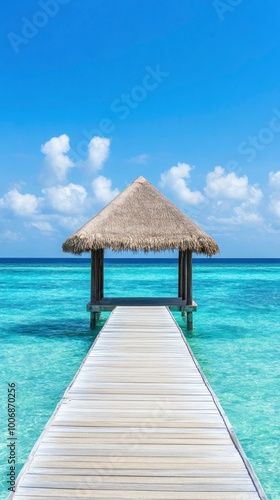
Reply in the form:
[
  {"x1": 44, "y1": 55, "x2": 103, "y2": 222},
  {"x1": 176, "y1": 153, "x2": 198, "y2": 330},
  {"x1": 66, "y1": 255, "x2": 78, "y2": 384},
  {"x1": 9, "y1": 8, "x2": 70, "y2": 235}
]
[{"x1": 62, "y1": 176, "x2": 219, "y2": 256}]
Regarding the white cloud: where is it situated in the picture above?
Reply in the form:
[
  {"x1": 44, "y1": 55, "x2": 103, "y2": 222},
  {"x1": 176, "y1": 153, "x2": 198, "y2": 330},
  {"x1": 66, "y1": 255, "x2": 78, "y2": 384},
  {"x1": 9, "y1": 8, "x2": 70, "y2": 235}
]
[
  {"x1": 205, "y1": 166, "x2": 249, "y2": 200},
  {"x1": 269, "y1": 171, "x2": 280, "y2": 189},
  {"x1": 245, "y1": 185, "x2": 263, "y2": 206},
  {"x1": 208, "y1": 208, "x2": 262, "y2": 225},
  {"x1": 160, "y1": 163, "x2": 205, "y2": 206},
  {"x1": 233, "y1": 205, "x2": 263, "y2": 223},
  {"x1": 87, "y1": 136, "x2": 110, "y2": 171},
  {"x1": 56, "y1": 215, "x2": 87, "y2": 230},
  {"x1": 270, "y1": 199, "x2": 280, "y2": 218},
  {"x1": 0, "y1": 230, "x2": 23, "y2": 242},
  {"x1": 0, "y1": 188, "x2": 41, "y2": 217},
  {"x1": 204, "y1": 166, "x2": 263, "y2": 225},
  {"x1": 41, "y1": 134, "x2": 74, "y2": 183},
  {"x1": 30, "y1": 221, "x2": 55, "y2": 232},
  {"x1": 43, "y1": 183, "x2": 88, "y2": 214},
  {"x1": 269, "y1": 171, "x2": 280, "y2": 219},
  {"x1": 92, "y1": 176, "x2": 119, "y2": 204},
  {"x1": 207, "y1": 191, "x2": 263, "y2": 225},
  {"x1": 130, "y1": 154, "x2": 150, "y2": 165}
]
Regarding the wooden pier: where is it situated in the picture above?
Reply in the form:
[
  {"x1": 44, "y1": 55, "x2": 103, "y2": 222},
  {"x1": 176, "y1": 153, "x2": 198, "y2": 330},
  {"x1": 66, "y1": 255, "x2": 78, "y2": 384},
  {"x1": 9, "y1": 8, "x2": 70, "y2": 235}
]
[{"x1": 10, "y1": 307, "x2": 266, "y2": 499}]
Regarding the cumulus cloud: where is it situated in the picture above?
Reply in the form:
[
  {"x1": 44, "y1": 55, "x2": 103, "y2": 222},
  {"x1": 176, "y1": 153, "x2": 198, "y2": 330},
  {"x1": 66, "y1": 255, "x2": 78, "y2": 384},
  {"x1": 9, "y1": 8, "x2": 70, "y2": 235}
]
[
  {"x1": 0, "y1": 188, "x2": 41, "y2": 217},
  {"x1": 130, "y1": 154, "x2": 150, "y2": 165},
  {"x1": 245, "y1": 185, "x2": 263, "y2": 206},
  {"x1": 30, "y1": 221, "x2": 55, "y2": 232},
  {"x1": 269, "y1": 171, "x2": 280, "y2": 189},
  {"x1": 208, "y1": 195, "x2": 263, "y2": 225},
  {"x1": 233, "y1": 205, "x2": 263, "y2": 223},
  {"x1": 204, "y1": 166, "x2": 263, "y2": 225},
  {"x1": 208, "y1": 209, "x2": 262, "y2": 225},
  {"x1": 270, "y1": 199, "x2": 280, "y2": 218},
  {"x1": 87, "y1": 136, "x2": 110, "y2": 171},
  {"x1": 160, "y1": 163, "x2": 205, "y2": 206},
  {"x1": 43, "y1": 183, "x2": 88, "y2": 214},
  {"x1": 0, "y1": 230, "x2": 23, "y2": 242},
  {"x1": 41, "y1": 134, "x2": 74, "y2": 183},
  {"x1": 269, "y1": 171, "x2": 280, "y2": 218},
  {"x1": 56, "y1": 215, "x2": 87, "y2": 230},
  {"x1": 92, "y1": 176, "x2": 119, "y2": 204},
  {"x1": 0, "y1": 134, "x2": 115, "y2": 238},
  {"x1": 205, "y1": 166, "x2": 250, "y2": 200}
]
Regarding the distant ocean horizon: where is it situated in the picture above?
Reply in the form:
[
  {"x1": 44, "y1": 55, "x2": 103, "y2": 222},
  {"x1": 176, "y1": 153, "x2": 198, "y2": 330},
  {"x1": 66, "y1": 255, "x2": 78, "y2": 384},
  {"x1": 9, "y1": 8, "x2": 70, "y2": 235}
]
[
  {"x1": 0, "y1": 258, "x2": 279, "y2": 499},
  {"x1": 1, "y1": 257, "x2": 280, "y2": 263}
]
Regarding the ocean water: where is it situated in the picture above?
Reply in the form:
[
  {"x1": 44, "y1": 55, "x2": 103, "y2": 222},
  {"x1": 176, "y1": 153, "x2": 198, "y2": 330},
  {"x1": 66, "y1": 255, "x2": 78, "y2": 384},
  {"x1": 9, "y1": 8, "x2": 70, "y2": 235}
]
[{"x1": 0, "y1": 258, "x2": 279, "y2": 499}]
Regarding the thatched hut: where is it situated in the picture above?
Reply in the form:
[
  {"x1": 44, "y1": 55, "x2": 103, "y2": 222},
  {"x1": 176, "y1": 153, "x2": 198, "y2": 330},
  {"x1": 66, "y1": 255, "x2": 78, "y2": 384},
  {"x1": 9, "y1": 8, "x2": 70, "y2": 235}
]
[{"x1": 63, "y1": 176, "x2": 219, "y2": 329}]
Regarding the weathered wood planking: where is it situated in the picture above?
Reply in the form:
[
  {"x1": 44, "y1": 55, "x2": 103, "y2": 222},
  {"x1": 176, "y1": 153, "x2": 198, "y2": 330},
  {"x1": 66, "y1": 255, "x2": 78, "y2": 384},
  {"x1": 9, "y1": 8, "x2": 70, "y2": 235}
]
[{"x1": 10, "y1": 306, "x2": 266, "y2": 500}]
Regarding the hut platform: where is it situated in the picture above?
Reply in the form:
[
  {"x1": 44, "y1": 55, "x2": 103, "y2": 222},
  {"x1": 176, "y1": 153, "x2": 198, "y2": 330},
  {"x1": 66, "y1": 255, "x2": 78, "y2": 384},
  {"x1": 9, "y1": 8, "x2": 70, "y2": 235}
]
[
  {"x1": 10, "y1": 306, "x2": 266, "y2": 500},
  {"x1": 87, "y1": 297, "x2": 197, "y2": 312}
]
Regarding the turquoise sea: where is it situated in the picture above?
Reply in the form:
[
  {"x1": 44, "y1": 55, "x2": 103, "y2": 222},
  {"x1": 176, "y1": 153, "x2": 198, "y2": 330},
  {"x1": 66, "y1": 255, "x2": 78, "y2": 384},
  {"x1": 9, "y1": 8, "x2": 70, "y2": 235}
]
[{"x1": 0, "y1": 258, "x2": 279, "y2": 499}]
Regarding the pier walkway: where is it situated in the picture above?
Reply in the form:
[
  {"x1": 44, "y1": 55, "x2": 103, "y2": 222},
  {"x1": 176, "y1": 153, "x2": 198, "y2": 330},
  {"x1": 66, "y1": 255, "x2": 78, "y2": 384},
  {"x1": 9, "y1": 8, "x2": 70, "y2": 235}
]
[{"x1": 11, "y1": 306, "x2": 266, "y2": 499}]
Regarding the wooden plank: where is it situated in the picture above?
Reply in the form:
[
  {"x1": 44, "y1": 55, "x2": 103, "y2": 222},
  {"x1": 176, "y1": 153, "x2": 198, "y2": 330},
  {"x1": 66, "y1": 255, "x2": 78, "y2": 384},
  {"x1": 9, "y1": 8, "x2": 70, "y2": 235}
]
[
  {"x1": 63, "y1": 394, "x2": 213, "y2": 401},
  {"x1": 29, "y1": 455, "x2": 245, "y2": 465},
  {"x1": 29, "y1": 467, "x2": 250, "y2": 477},
  {"x1": 42, "y1": 437, "x2": 232, "y2": 445},
  {"x1": 30, "y1": 458, "x2": 246, "y2": 468},
  {"x1": 9, "y1": 306, "x2": 266, "y2": 500},
  {"x1": 20, "y1": 474, "x2": 256, "y2": 490},
  {"x1": 63, "y1": 401, "x2": 216, "y2": 409},
  {"x1": 43, "y1": 427, "x2": 230, "y2": 436}
]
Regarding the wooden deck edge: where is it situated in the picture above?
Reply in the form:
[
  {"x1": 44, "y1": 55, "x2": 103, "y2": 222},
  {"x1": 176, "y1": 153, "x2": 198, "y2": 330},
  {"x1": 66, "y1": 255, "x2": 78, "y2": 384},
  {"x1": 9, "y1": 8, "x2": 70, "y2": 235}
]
[
  {"x1": 166, "y1": 307, "x2": 267, "y2": 500},
  {"x1": 87, "y1": 300, "x2": 197, "y2": 312},
  {"x1": 7, "y1": 312, "x2": 113, "y2": 500}
]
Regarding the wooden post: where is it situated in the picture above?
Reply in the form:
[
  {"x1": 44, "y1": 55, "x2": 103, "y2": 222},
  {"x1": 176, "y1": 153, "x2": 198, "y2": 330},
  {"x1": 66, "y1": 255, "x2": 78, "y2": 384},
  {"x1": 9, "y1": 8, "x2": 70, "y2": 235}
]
[
  {"x1": 186, "y1": 249, "x2": 193, "y2": 330},
  {"x1": 90, "y1": 250, "x2": 96, "y2": 329},
  {"x1": 180, "y1": 250, "x2": 187, "y2": 315},
  {"x1": 178, "y1": 250, "x2": 182, "y2": 298},
  {"x1": 96, "y1": 249, "x2": 100, "y2": 301},
  {"x1": 90, "y1": 249, "x2": 104, "y2": 328},
  {"x1": 99, "y1": 249, "x2": 104, "y2": 299},
  {"x1": 97, "y1": 248, "x2": 104, "y2": 321},
  {"x1": 90, "y1": 312, "x2": 96, "y2": 329}
]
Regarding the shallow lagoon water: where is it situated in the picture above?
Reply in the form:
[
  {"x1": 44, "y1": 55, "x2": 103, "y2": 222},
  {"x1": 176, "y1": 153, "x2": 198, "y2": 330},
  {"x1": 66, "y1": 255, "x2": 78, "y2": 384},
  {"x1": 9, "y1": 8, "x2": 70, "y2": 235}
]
[{"x1": 0, "y1": 258, "x2": 279, "y2": 499}]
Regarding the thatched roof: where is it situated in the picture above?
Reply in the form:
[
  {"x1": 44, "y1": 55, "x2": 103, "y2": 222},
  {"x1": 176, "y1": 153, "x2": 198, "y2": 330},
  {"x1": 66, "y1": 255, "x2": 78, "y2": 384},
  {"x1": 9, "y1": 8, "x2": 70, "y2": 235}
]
[{"x1": 62, "y1": 176, "x2": 219, "y2": 255}]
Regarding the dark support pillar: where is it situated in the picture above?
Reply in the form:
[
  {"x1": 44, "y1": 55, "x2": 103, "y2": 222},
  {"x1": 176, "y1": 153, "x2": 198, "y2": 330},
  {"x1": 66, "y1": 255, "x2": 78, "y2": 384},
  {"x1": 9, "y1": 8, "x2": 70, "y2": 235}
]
[
  {"x1": 90, "y1": 249, "x2": 104, "y2": 329},
  {"x1": 186, "y1": 249, "x2": 193, "y2": 330},
  {"x1": 90, "y1": 312, "x2": 96, "y2": 329},
  {"x1": 179, "y1": 250, "x2": 187, "y2": 316},
  {"x1": 178, "y1": 250, "x2": 183, "y2": 298},
  {"x1": 100, "y1": 249, "x2": 104, "y2": 299},
  {"x1": 90, "y1": 250, "x2": 96, "y2": 328}
]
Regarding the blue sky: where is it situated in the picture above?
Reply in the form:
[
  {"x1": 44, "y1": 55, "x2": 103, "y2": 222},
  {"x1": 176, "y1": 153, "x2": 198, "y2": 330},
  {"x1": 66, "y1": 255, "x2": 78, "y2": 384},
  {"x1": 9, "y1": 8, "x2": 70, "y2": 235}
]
[{"x1": 1, "y1": 0, "x2": 280, "y2": 257}]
